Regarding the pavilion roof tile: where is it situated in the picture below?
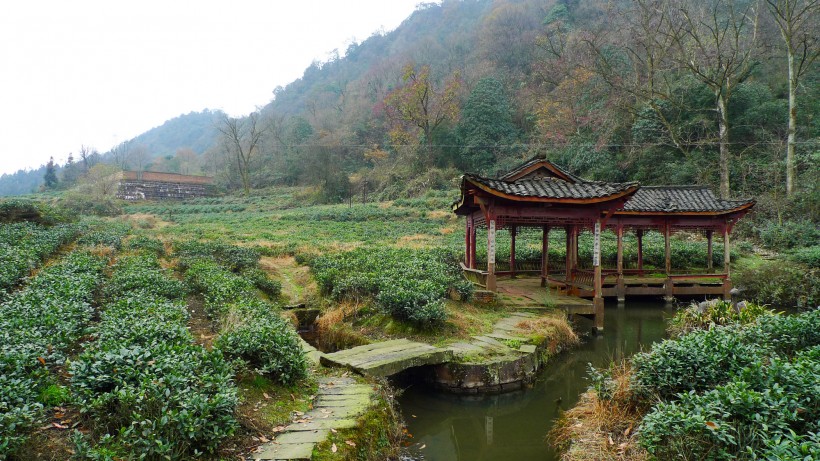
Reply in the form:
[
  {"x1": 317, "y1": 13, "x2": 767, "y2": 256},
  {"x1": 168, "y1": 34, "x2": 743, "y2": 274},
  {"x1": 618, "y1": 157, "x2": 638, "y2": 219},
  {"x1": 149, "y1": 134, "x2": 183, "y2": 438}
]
[
  {"x1": 465, "y1": 174, "x2": 639, "y2": 200},
  {"x1": 621, "y1": 186, "x2": 754, "y2": 213}
]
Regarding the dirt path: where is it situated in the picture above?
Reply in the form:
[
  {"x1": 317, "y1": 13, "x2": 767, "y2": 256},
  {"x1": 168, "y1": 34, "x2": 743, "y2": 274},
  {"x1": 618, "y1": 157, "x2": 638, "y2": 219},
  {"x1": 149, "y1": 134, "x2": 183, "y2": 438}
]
[{"x1": 258, "y1": 256, "x2": 316, "y2": 305}]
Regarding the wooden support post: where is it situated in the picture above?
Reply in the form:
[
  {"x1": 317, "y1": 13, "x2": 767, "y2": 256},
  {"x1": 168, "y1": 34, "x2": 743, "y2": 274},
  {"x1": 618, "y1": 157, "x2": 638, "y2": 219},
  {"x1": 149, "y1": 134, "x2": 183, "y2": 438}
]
[
  {"x1": 616, "y1": 225, "x2": 625, "y2": 303},
  {"x1": 510, "y1": 225, "x2": 517, "y2": 277},
  {"x1": 664, "y1": 222, "x2": 673, "y2": 303},
  {"x1": 465, "y1": 219, "x2": 471, "y2": 267},
  {"x1": 637, "y1": 229, "x2": 644, "y2": 275},
  {"x1": 723, "y1": 225, "x2": 731, "y2": 300},
  {"x1": 487, "y1": 219, "x2": 497, "y2": 292},
  {"x1": 564, "y1": 226, "x2": 572, "y2": 289},
  {"x1": 541, "y1": 226, "x2": 549, "y2": 287},
  {"x1": 469, "y1": 224, "x2": 477, "y2": 270},
  {"x1": 593, "y1": 220, "x2": 604, "y2": 333},
  {"x1": 707, "y1": 230, "x2": 714, "y2": 273}
]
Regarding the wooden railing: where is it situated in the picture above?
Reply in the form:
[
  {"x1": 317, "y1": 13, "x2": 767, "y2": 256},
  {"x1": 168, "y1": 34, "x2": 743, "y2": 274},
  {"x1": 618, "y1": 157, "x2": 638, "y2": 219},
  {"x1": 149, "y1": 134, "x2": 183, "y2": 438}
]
[{"x1": 460, "y1": 263, "x2": 488, "y2": 287}]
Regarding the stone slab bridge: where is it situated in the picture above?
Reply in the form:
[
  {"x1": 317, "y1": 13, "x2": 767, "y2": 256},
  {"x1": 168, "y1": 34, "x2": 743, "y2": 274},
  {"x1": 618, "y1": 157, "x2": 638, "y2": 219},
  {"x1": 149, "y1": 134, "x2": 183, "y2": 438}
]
[{"x1": 453, "y1": 157, "x2": 755, "y2": 332}]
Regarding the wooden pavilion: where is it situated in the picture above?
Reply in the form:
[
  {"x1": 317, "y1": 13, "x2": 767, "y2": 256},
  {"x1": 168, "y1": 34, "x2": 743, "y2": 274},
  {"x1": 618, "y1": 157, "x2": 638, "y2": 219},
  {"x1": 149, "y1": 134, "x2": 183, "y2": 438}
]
[{"x1": 452, "y1": 157, "x2": 755, "y2": 331}]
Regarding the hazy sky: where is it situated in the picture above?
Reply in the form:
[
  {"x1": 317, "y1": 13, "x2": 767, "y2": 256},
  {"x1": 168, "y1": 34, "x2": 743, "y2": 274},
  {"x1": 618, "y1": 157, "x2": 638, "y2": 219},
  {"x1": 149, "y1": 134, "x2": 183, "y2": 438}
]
[{"x1": 0, "y1": 0, "x2": 423, "y2": 175}]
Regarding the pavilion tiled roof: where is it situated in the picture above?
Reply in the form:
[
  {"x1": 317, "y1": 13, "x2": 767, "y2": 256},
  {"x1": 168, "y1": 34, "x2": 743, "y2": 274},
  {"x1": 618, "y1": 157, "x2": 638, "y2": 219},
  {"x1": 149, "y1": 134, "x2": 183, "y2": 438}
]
[
  {"x1": 497, "y1": 156, "x2": 584, "y2": 182},
  {"x1": 464, "y1": 174, "x2": 639, "y2": 200},
  {"x1": 620, "y1": 186, "x2": 754, "y2": 213}
]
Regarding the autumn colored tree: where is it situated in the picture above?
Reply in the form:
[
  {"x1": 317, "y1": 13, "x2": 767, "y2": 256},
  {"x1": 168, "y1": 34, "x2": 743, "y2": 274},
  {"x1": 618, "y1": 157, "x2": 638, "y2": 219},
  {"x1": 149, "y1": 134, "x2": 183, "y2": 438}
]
[{"x1": 382, "y1": 63, "x2": 461, "y2": 170}]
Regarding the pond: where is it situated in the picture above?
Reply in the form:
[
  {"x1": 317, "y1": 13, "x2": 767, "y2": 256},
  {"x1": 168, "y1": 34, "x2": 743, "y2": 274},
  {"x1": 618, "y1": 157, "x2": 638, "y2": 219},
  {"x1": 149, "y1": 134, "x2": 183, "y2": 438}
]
[{"x1": 398, "y1": 301, "x2": 672, "y2": 461}]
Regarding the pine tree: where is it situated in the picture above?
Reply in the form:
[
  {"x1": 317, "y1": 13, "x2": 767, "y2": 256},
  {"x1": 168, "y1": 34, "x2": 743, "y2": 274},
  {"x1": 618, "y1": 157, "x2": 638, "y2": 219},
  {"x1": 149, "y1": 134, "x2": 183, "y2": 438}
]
[{"x1": 43, "y1": 157, "x2": 58, "y2": 189}]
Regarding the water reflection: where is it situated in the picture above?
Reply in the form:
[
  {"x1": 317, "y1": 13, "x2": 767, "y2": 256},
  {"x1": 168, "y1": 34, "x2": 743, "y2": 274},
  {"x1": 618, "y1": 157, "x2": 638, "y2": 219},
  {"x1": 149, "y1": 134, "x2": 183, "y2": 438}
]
[{"x1": 398, "y1": 302, "x2": 671, "y2": 461}]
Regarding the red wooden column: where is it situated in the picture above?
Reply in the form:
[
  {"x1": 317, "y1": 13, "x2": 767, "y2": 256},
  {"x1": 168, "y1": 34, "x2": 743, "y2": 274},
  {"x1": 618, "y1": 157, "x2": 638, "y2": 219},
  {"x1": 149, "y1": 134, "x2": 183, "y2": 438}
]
[
  {"x1": 636, "y1": 229, "x2": 644, "y2": 275},
  {"x1": 540, "y1": 226, "x2": 550, "y2": 287},
  {"x1": 664, "y1": 222, "x2": 673, "y2": 302},
  {"x1": 469, "y1": 221, "x2": 477, "y2": 269},
  {"x1": 510, "y1": 225, "x2": 517, "y2": 277},
  {"x1": 465, "y1": 217, "x2": 471, "y2": 266},
  {"x1": 616, "y1": 224, "x2": 625, "y2": 303},
  {"x1": 706, "y1": 230, "x2": 714, "y2": 273},
  {"x1": 723, "y1": 224, "x2": 732, "y2": 300},
  {"x1": 487, "y1": 218, "x2": 497, "y2": 292},
  {"x1": 564, "y1": 226, "x2": 572, "y2": 285},
  {"x1": 593, "y1": 219, "x2": 604, "y2": 332}
]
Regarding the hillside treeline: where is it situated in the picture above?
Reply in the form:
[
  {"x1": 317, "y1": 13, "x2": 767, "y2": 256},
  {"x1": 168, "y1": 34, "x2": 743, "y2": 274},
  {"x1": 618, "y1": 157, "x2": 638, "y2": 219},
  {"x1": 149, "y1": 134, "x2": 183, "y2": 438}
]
[{"x1": 209, "y1": 0, "x2": 816, "y2": 216}]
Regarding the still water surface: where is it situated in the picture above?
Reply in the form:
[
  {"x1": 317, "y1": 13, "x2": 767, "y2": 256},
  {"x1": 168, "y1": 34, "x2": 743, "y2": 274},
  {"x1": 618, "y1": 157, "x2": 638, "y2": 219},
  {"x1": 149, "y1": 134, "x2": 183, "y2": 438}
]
[{"x1": 398, "y1": 302, "x2": 671, "y2": 461}]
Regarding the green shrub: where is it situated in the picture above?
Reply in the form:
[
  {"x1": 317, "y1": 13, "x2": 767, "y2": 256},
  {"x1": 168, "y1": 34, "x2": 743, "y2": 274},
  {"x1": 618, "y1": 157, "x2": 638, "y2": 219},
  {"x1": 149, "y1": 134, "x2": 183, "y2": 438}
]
[
  {"x1": 175, "y1": 240, "x2": 260, "y2": 272},
  {"x1": 759, "y1": 219, "x2": 819, "y2": 250},
  {"x1": 632, "y1": 324, "x2": 768, "y2": 399},
  {"x1": 735, "y1": 260, "x2": 819, "y2": 308},
  {"x1": 0, "y1": 251, "x2": 106, "y2": 454},
  {"x1": 242, "y1": 267, "x2": 282, "y2": 298},
  {"x1": 71, "y1": 252, "x2": 239, "y2": 459},
  {"x1": 125, "y1": 235, "x2": 165, "y2": 255},
  {"x1": 667, "y1": 300, "x2": 772, "y2": 337},
  {"x1": 790, "y1": 245, "x2": 820, "y2": 268},
  {"x1": 215, "y1": 313, "x2": 307, "y2": 384},
  {"x1": 311, "y1": 248, "x2": 464, "y2": 327}
]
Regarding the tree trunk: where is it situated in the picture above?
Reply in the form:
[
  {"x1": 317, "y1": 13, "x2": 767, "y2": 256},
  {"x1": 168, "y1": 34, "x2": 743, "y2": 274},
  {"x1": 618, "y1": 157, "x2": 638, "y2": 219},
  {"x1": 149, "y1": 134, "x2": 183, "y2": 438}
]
[
  {"x1": 717, "y1": 92, "x2": 731, "y2": 199},
  {"x1": 786, "y1": 48, "x2": 797, "y2": 196}
]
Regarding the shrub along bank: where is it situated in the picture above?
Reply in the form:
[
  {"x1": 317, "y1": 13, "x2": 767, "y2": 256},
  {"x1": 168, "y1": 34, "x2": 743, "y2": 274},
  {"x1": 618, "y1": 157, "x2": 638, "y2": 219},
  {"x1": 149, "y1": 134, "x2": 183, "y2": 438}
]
[
  {"x1": 182, "y1": 242, "x2": 305, "y2": 385},
  {"x1": 0, "y1": 250, "x2": 107, "y2": 456},
  {"x1": 70, "y1": 252, "x2": 239, "y2": 460},
  {"x1": 555, "y1": 307, "x2": 820, "y2": 461},
  {"x1": 308, "y1": 247, "x2": 473, "y2": 328}
]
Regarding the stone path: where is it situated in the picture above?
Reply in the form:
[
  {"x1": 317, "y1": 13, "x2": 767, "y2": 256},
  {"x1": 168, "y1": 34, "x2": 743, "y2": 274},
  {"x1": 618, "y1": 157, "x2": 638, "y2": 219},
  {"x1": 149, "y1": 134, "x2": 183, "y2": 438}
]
[
  {"x1": 321, "y1": 338, "x2": 453, "y2": 377},
  {"x1": 249, "y1": 376, "x2": 373, "y2": 461},
  {"x1": 446, "y1": 312, "x2": 539, "y2": 359},
  {"x1": 497, "y1": 278, "x2": 594, "y2": 315}
]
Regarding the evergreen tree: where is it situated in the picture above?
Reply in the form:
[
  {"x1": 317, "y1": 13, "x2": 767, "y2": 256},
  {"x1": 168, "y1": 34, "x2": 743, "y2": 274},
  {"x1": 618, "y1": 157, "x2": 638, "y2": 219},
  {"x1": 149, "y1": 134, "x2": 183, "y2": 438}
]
[
  {"x1": 456, "y1": 77, "x2": 518, "y2": 173},
  {"x1": 43, "y1": 157, "x2": 58, "y2": 189}
]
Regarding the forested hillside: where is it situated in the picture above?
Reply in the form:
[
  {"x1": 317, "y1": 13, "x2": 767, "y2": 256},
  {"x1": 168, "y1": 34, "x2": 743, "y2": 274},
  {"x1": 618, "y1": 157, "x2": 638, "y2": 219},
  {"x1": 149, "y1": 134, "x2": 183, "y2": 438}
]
[
  {"x1": 214, "y1": 0, "x2": 817, "y2": 209},
  {"x1": 4, "y1": 0, "x2": 818, "y2": 238}
]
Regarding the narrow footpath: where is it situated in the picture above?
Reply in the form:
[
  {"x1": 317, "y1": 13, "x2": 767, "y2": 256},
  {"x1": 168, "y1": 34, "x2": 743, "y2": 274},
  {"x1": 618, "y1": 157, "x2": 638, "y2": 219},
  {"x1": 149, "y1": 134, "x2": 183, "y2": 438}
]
[{"x1": 249, "y1": 376, "x2": 374, "y2": 461}]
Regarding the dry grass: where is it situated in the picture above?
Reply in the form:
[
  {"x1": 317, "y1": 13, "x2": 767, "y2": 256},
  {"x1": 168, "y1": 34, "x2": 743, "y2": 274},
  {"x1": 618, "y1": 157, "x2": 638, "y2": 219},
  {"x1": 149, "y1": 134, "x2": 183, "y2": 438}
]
[
  {"x1": 427, "y1": 210, "x2": 451, "y2": 220},
  {"x1": 550, "y1": 362, "x2": 648, "y2": 461},
  {"x1": 315, "y1": 302, "x2": 370, "y2": 352},
  {"x1": 395, "y1": 234, "x2": 436, "y2": 249},
  {"x1": 515, "y1": 314, "x2": 579, "y2": 353}
]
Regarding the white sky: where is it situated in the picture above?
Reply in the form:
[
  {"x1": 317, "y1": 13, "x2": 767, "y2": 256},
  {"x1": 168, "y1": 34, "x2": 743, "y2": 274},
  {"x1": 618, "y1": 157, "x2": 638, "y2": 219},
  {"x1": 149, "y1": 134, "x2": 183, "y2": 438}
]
[{"x1": 0, "y1": 0, "x2": 423, "y2": 175}]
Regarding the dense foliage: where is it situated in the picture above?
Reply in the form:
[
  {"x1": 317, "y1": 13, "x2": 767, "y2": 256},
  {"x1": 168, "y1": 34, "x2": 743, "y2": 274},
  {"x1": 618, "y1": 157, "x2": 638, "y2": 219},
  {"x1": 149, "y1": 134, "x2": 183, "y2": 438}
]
[
  {"x1": 71, "y1": 253, "x2": 239, "y2": 459},
  {"x1": 0, "y1": 251, "x2": 106, "y2": 455},
  {"x1": 0, "y1": 222, "x2": 80, "y2": 296},
  {"x1": 632, "y1": 309, "x2": 820, "y2": 459},
  {"x1": 184, "y1": 253, "x2": 306, "y2": 384},
  {"x1": 310, "y1": 247, "x2": 473, "y2": 327}
]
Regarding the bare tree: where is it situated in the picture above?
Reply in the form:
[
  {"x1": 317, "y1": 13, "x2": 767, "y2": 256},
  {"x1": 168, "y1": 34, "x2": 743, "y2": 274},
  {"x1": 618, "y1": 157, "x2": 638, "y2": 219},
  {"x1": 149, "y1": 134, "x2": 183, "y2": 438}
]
[
  {"x1": 110, "y1": 140, "x2": 133, "y2": 169},
  {"x1": 765, "y1": 0, "x2": 820, "y2": 195},
  {"x1": 663, "y1": 0, "x2": 761, "y2": 198},
  {"x1": 127, "y1": 144, "x2": 151, "y2": 177},
  {"x1": 81, "y1": 164, "x2": 122, "y2": 198},
  {"x1": 216, "y1": 112, "x2": 269, "y2": 194}
]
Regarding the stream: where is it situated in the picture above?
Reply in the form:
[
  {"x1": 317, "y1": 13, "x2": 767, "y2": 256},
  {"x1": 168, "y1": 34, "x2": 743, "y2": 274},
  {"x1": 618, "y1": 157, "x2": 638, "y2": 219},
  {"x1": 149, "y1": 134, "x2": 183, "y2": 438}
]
[{"x1": 397, "y1": 301, "x2": 672, "y2": 461}]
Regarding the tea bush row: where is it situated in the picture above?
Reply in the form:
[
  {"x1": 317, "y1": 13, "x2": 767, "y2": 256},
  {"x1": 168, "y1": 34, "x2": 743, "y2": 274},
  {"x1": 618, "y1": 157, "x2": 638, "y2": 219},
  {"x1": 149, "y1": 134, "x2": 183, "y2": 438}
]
[
  {"x1": 735, "y1": 260, "x2": 819, "y2": 308},
  {"x1": 75, "y1": 222, "x2": 131, "y2": 249},
  {"x1": 71, "y1": 252, "x2": 238, "y2": 459},
  {"x1": 0, "y1": 222, "x2": 81, "y2": 294},
  {"x1": 0, "y1": 251, "x2": 106, "y2": 455},
  {"x1": 310, "y1": 248, "x2": 473, "y2": 327},
  {"x1": 184, "y1": 257, "x2": 306, "y2": 385},
  {"x1": 175, "y1": 240, "x2": 260, "y2": 272},
  {"x1": 632, "y1": 309, "x2": 820, "y2": 459}
]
